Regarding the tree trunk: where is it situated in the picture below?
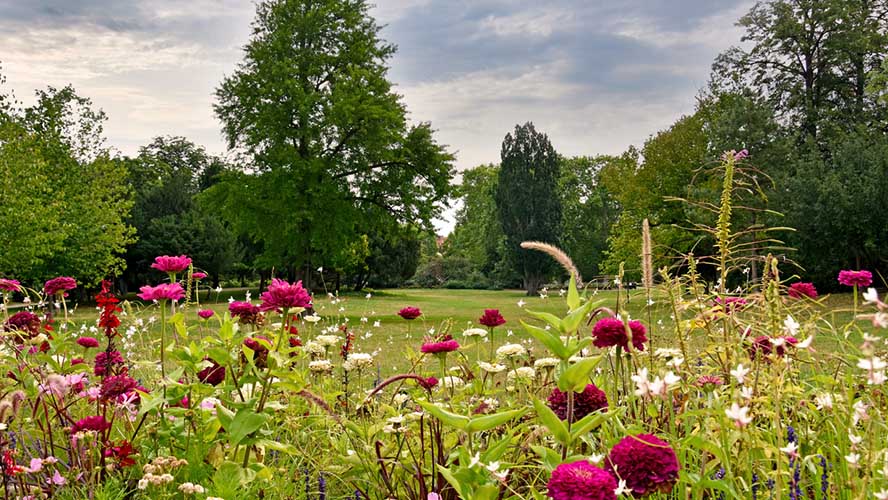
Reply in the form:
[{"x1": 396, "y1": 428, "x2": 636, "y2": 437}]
[{"x1": 524, "y1": 273, "x2": 544, "y2": 296}]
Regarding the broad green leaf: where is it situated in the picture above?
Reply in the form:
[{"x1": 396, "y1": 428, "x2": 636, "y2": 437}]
[
  {"x1": 521, "y1": 321, "x2": 569, "y2": 359},
  {"x1": 566, "y1": 273, "x2": 581, "y2": 310},
  {"x1": 256, "y1": 439, "x2": 298, "y2": 455},
  {"x1": 570, "y1": 407, "x2": 620, "y2": 440},
  {"x1": 416, "y1": 400, "x2": 469, "y2": 431},
  {"x1": 437, "y1": 466, "x2": 469, "y2": 499},
  {"x1": 562, "y1": 298, "x2": 597, "y2": 334},
  {"x1": 531, "y1": 445, "x2": 563, "y2": 472},
  {"x1": 532, "y1": 399, "x2": 569, "y2": 446},
  {"x1": 465, "y1": 408, "x2": 526, "y2": 433},
  {"x1": 225, "y1": 408, "x2": 268, "y2": 446},
  {"x1": 524, "y1": 309, "x2": 564, "y2": 332},
  {"x1": 557, "y1": 355, "x2": 602, "y2": 392}
]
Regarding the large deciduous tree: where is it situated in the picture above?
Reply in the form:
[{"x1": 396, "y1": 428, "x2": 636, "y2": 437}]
[
  {"x1": 211, "y1": 0, "x2": 453, "y2": 288},
  {"x1": 495, "y1": 122, "x2": 562, "y2": 295}
]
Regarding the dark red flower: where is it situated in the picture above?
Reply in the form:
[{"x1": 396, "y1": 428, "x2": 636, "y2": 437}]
[
  {"x1": 605, "y1": 434, "x2": 680, "y2": 495},
  {"x1": 197, "y1": 358, "x2": 226, "y2": 386},
  {"x1": 95, "y1": 281, "x2": 121, "y2": 338},
  {"x1": 3, "y1": 311, "x2": 41, "y2": 338},
  {"x1": 229, "y1": 301, "x2": 262, "y2": 325},
  {"x1": 70, "y1": 358, "x2": 84, "y2": 366},
  {"x1": 1, "y1": 450, "x2": 22, "y2": 476},
  {"x1": 94, "y1": 350, "x2": 125, "y2": 377},
  {"x1": 749, "y1": 335, "x2": 797, "y2": 359},
  {"x1": 547, "y1": 384, "x2": 608, "y2": 423},
  {"x1": 43, "y1": 277, "x2": 76, "y2": 297},
  {"x1": 788, "y1": 282, "x2": 818, "y2": 299},
  {"x1": 418, "y1": 377, "x2": 438, "y2": 390},
  {"x1": 591, "y1": 317, "x2": 647, "y2": 351},
  {"x1": 479, "y1": 309, "x2": 506, "y2": 328},
  {"x1": 72, "y1": 415, "x2": 111, "y2": 433},
  {"x1": 104, "y1": 440, "x2": 137, "y2": 468},
  {"x1": 100, "y1": 373, "x2": 139, "y2": 401},
  {"x1": 398, "y1": 307, "x2": 422, "y2": 320},
  {"x1": 547, "y1": 461, "x2": 616, "y2": 500},
  {"x1": 76, "y1": 336, "x2": 100, "y2": 349},
  {"x1": 714, "y1": 296, "x2": 748, "y2": 314},
  {"x1": 243, "y1": 336, "x2": 270, "y2": 368}
]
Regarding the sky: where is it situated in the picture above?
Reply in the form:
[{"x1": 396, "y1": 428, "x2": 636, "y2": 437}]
[{"x1": 0, "y1": 0, "x2": 754, "y2": 232}]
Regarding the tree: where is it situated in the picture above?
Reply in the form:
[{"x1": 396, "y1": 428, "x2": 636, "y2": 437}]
[
  {"x1": 446, "y1": 164, "x2": 504, "y2": 274},
  {"x1": 0, "y1": 80, "x2": 134, "y2": 287},
  {"x1": 211, "y1": 0, "x2": 453, "y2": 288},
  {"x1": 559, "y1": 156, "x2": 619, "y2": 279},
  {"x1": 495, "y1": 122, "x2": 562, "y2": 295}
]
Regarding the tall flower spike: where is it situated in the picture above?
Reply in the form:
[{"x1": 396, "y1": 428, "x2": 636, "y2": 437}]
[
  {"x1": 520, "y1": 241, "x2": 582, "y2": 286},
  {"x1": 641, "y1": 218, "x2": 653, "y2": 289}
]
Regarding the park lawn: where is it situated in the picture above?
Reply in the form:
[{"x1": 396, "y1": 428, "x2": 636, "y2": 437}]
[{"x1": 58, "y1": 286, "x2": 862, "y2": 374}]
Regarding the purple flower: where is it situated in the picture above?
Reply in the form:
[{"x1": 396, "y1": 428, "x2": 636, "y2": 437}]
[
  {"x1": 0, "y1": 279, "x2": 21, "y2": 292},
  {"x1": 605, "y1": 434, "x2": 680, "y2": 495},
  {"x1": 76, "y1": 337, "x2": 100, "y2": 349},
  {"x1": 547, "y1": 384, "x2": 608, "y2": 423},
  {"x1": 398, "y1": 307, "x2": 422, "y2": 320},
  {"x1": 137, "y1": 283, "x2": 185, "y2": 302},
  {"x1": 591, "y1": 317, "x2": 647, "y2": 351},
  {"x1": 259, "y1": 279, "x2": 312, "y2": 312},
  {"x1": 838, "y1": 270, "x2": 873, "y2": 287},
  {"x1": 100, "y1": 373, "x2": 139, "y2": 401},
  {"x1": 43, "y1": 277, "x2": 76, "y2": 297},
  {"x1": 547, "y1": 460, "x2": 617, "y2": 500},
  {"x1": 150, "y1": 255, "x2": 192, "y2": 274}
]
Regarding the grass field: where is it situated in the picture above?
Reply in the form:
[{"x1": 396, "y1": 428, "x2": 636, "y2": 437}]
[{"x1": 55, "y1": 286, "x2": 863, "y2": 374}]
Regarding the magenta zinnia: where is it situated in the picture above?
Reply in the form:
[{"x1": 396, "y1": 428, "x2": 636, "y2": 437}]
[
  {"x1": 76, "y1": 337, "x2": 100, "y2": 349},
  {"x1": 479, "y1": 309, "x2": 506, "y2": 328},
  {"x1": 191, "y1": 272, "x2": 207, "y2": 280},
  {"x1": 43, "y1": 277, "x2": 76, "y2": 297},
  {"x1": 137, "y1": 283, "x2": 185, "y2": 302},
  {"x1": 398, "y1": 306, "x2": 422, "y2": 320},
  {"x1": 259, "y1": 279, "x2": 312, "y2": 312},
  {"x1": 788, "y1": 282, "x2": 818, "y2": 299},
  {"x1": 72, "y1": 415, "x2": 111, "y2": 433},
  {"x1": 547, "y1": 384, "x2": 608, "y2": 423},
  {"x1": 714, "y1": 296, "x2": 748, "y2": 314},
  {"x1": 838, "y1": 269, "x2": 873, "y2": 287},
  {"x1": 605, "y1": 434, "x2": 679, "y2": 495},
  {"x1": 0, "y1": 279, "x2": 20, "y2": 292},
  {"x1": 150, "y1": 255, "x2": 192, "y2": 274},
  {"x1": 198, "y1": 309, "x2": 215, "y2": 319},
  {"x1": 421, "y1": 339, "x2": 460, "y2": 354},
  {"x1": 547, "y1": 460, "x2": 617, "y2": 500},
  {"x1": 3, "y1": 311, "x2": 41, "y2": 335},
  {"x1": 591, "y1": 317, "x2": 647, "y2": 351},
  {"x1": 93, "y1": 350, "x2": 125, "y2": 377}
]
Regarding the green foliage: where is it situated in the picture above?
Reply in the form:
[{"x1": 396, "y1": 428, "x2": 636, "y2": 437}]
[
  {"x1": 211, "y1": 0, "x2": 453, "y2": 281},
  {"x1": 495, "y1": 123, "x2": 562, "y2": 295}
]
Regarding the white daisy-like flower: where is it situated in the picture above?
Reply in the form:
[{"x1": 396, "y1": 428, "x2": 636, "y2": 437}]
[
  {"x1": 496, "y1": 343, "x2": 526, "y2": 359},
  {"x1": 478, "y1": 362, "x2": 507, "y2": 373},
  {"x1": 463, "y1": 328, "x2": 488, "y2": 338},
  {"x1": 308, "y1": 360, "x2": 333, "y2": 372},
  {"x1": 315, "y1": 335, "x2": 339, "y2": 347},
  {"x1": 303, "y1": 314, "x2": 322, "y2": 323},
  {"x1": 534, "y1": 357, "x2": 560, "y2": 369}
]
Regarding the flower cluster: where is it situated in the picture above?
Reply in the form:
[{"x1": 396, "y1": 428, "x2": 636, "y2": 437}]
[{"x1": 591, "y1": 317, "x2": 647, "y2": 351}]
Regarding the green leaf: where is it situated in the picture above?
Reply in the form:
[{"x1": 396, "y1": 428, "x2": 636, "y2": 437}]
[
  {"x1": 566, "y1": 273, "x2": 581, "y2": 310},
  {"x1": 561, "y1": 298, "x2": 597, "y2": 334},
  {"x1": 465, "y1": 408, "x2": 526, "y2": 433},
  {"x1": 437, "y1": 466, "x2": 469, "y2": 499},
  {"x1": 570, "y1": 407, "x2": 620, "y2": 440},
  {"x1": 225, "y1": 408, "x2": 268, "y2": 446},
  {"x1": 531, "y1": 445, "x2": 563, "y2": 472},
  {"x1": 532, "y1": 399, "x2": 569, "y2": 446},
  {"x1": 521, "y1": 321, "x2": 569, "y2": 360},
  {"x1": 557, "y1": 355, "x2": 602, "y2": 392},
  {"x1": 524, "y1": 309, "x2": 564, "y2": 332},
  {"x1": 256, "y1": 439, "x2": 298, "y2": 455},
  {"x1": 416, "y1": 400, "x2": 469, "y2": 431}
]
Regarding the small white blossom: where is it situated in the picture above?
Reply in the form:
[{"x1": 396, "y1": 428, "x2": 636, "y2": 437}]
[{"x1": 725, "y1": 403, "x2": 752, "y2": 427}]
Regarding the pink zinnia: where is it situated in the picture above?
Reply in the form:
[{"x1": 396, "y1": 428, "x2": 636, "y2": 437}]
[
  {"x1": 605, "y1": 434, "x2": 680, "y2": 495},
  {"x1": 43, "y1": 277, "x2": 76, "y2": 297},
  {"x1": 398, "y1": 307, "x2": 422, "y2": 320},
  {"x1": 258, "y1": 279, "x2": 312, "y2": 312},
  {"x1": 3, "y1": 311, "x2": 41, "y2": 335},
  {"x1": 694, "y1": 375, "x2": 724, "y2": 388},
  {"x1": 838, "y1": 270, "x2": 873, "y2": 287},
  {"x1": 150, "y1": 255, "x2": 192, "y2": 274},
  {"x1": 0, "y1": 279, "x2": 21, "y2": 292},
  {"x1": 547, "y1": 384, "x2": 608, "y2": 423},
  {"x1": 76, "y1": 337, "x2": 99, "y2": 349},
  {"x1": 191, "y1": 272, "x2": 207, "y2": 280},
  {"x1": 547, "y1": 460, "x2": 617, "y2": 500},
  {"x1": 198, "y1": 309, "x2": 215, "y2": 319},
  {"x1": 591, "y1": 317, "x2": 647, "y2": 351},
  {"x1": 137, "y1": 283, "x2": 185, "y2": 302},
  {"x1": 788, "y1": 282, "x2": 818, "y2": 299},
  {"x1": 421, "y1": 339, "x2": 460, "y2": 354},
  {"x1": 714, "y1": 296, "x2": 748, "y2": 314},
  {"x1": 479, "y1": 309, "x2": 505, "y2": 328},
  {"x1": 71, "y1": 415, "x2": 111, "y2": 433}
]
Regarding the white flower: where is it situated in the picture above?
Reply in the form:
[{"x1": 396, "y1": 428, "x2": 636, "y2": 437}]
[
  {"x1": 631, "y1": 368, "x2": 651, "y2": 398},
  {"x1": 814, "y1": 393, "x2": 833, "y2": 410},
  {"x1": 796, "y1": 335, "x2": 814, "y2": 350},
  {"x1": 783, "y1": 315, "x2": 800, "y2": 336},
  {"x1": 779, "y1": 442, "x2": 799, "y2": 459},
  {"x1": 858, "y1": 357, "x2": 887, "y2": 385},
  {"x1": 588, "y1": 453, "x2": 605, "y2": 465},
  {"x1": 496, "y1": 343, "x2": 526, "y2": 359},
  {"x1": 393, "y1": 393, "x2": 409, "y2": 406},
  {"x1": 852, "y1": 400, "x2": 869, "y2": 426},
  {"x1": 214, "y1": 286, "x2": 223, "y2": 293},
  {"x1": 507, "y1": 367, "x2": 536, "y2": 382},
  {"x1": 725, "y1": 403, "x2": 752, "y2": 427},
  {"x1": 441, "y1": 376, "x2": 465, "y2": 389},
  {"x1": 846, "y1": 452, "x2": 860, "y2": 467},
  {"x1": 875, "y1": 490, "x2": 888, "y2": 500},
  {"x1": 308, "y1": 360, "x2": 333, "y2": 372},
  {"x1": 863, "y1": 287, "x2": 880, "y2": 304},
  {"x1": 478, "y1": 362, "x2": 507, "y2": 373},
  {"x1": 534, "y1": 358, "x2": 560, "y2": 369},
  {"x1": 304, "y1": 341, "x2": 325, "y2": 356},
  {"x1": 730, "y1": 364, "x2": 750, "y2": 385},
  {"x1": 665, "y1": 357, "x2": 684, "y2": 368},
  {"x1": 373, "y1": 320, "x2": 381, "y2": 328},
  {"x1": 740, "y1": 386, "x2": 754, "y2": 400},
  {"x1": 227, "y1": 296, "x2": 235, "y2": 304},
  {"x1": 463, "y1": 328, "x2": 488, "y2": 338},
  {"x1": 365, "y1": 293, "x2": 372, "y2": 299},
  {"x1": 304, "y1": 314, "x2": 322, "y2": 323},
  {"x1": 614, "y1": 479, "x2": 631, "y2": 496},
  {"x1": 516, "y1": 299, "x2": 526, "y2": 308},
  {"x1": 316, "y1": 335, "x2": 339, "y2": 347},
  {"x1": 848, "y1": 431, "x2": 863, "y2": 446},
  {"x1": 343, "y1": 352, "x2": 373, "y2": 371}
]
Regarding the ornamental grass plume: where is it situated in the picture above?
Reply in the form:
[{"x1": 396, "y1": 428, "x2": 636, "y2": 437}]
[
  {"x1": 547, "y1": 384, "x2": 608, "y2": 422},
  {"x1": 44, "y1": 277, "x2": 76, "y2": 297},
  {"x1": 591, "y1": 317, "x2": 647, "y2": 351},
  {"x1": 398, "y1": 306, "x2": 422, "y2": 320},
  {"x1": 641, "y1": 218, "x2": 653, "y2": 289},
  {"x1": 546, "y1": 460, "x2": 617, "y2": 500},
  {"x1": 520, "y1": 241, "x2": 582, "y2": 286},
  {"x1": 150, "y1": 255, "x2": 192, "y2": 274},
  {"x1": 605, "y1": 434, "x2": 679, "y2": 495},
  {"x1": 137, "y1": 283, "x2": 185, "y2": 302},
  {"x1": 788, "y1": 282, "x2": 818, "y2": 299},
  {"x1": 259, "y1": 278, "x2": 312, "y2": 312}
]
